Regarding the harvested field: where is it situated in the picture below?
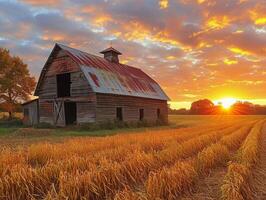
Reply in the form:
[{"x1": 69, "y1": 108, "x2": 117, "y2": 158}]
[{"x1": 0, "y1": 115, "x2": 265, "y2": 199}]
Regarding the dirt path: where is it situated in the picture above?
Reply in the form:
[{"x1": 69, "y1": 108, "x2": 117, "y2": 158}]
[
  {"x1": 251, "y1": 123, "x2": 266, "y2": 199},
  {"x1": 180, "y1": 166, "x2": 227, "y2": 200}
]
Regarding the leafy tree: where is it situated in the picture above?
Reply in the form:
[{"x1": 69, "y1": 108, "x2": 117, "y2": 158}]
[
  {"x1": 190, "y1": 99, "x2": 215, "y2": 114},
  {"x1": 0, "y1": 48, "x2": 36, "y2": 119}
]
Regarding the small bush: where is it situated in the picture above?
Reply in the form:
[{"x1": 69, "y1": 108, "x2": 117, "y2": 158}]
[
  {"x1": 78, "y1": 119, "x2": 167, "y2": 132},
  {"x1": 0, "y1": 117, "x2": 23, "y2": 127}
]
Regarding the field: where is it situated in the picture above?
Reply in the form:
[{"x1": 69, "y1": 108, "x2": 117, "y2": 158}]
[{"x1": 0, "y1": 115, "x2": 266, "y2": 199}]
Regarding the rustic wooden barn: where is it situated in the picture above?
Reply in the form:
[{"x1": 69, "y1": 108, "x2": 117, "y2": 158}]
[{"x1": 22, "y1": 43, "x2": 169, "y2": 126}]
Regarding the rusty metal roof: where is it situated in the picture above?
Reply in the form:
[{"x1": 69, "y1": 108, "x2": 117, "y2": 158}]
[{"x1": 57, "y1": 44, "x2": 169, "y2": 101}]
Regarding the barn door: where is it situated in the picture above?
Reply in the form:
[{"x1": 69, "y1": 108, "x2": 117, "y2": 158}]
[
  {"x1": 53, "y1": 100, "x2": 65, "y2": 126},
  {"x1": 64, "y1": 102, "x2": 77, "y2": 125}
]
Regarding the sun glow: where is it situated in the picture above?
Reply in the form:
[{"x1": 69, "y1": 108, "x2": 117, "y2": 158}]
[{"x1": 215, "y1": 98, "x2": 237, "y2": 109}]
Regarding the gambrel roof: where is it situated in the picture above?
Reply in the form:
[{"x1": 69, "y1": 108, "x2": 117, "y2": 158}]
[{"x1": 35, "y1": 43, "x2": 170, "y2": 101}]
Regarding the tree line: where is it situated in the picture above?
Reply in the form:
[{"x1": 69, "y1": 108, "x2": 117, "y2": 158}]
[{"x1": 169, "y1": 99, "x2": 266, "y2": 115}]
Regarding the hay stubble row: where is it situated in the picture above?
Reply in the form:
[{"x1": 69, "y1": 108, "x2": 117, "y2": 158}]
[{"x1": 0, "y1": 119, "x2": 265, "y2": 200}]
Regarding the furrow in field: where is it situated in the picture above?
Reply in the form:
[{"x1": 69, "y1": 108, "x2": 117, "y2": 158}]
[
  {"x1": 179, "y1": 122, "x2": 255, "y2": 200},
  {"x1": 221, "y1": 120, "x2": 265, "y2": 200},
  {"x1": 143, "y1": 122, "x2": 256, "y2": 200},
  {"x1": 0, "y1": 122, "x2": 238, "y2": 180},
  {"x1": 0, "y1": 123, "x2": 239, "y2": 200},
  {"x1": 51, "y1": 123, "x2": 242, "y2": 199},
  {"x1": 242, "y1": 122, "x2": 266, "y2": 200},
  {"x1": 0, "y1": 121, "x2": 252, "y2": 200},
  {"x1": 1, "y1": 122, "x2": 231, "y2": 169}
]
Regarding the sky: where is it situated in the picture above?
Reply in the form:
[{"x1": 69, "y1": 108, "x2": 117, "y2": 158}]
[{"x1": 0, "y1": 0, "x2": 266, "y2": 109}]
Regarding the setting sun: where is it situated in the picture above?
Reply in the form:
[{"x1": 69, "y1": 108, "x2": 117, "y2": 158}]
[{"x1": 216, "y1": 98, "x2": 237, "y2": 109}]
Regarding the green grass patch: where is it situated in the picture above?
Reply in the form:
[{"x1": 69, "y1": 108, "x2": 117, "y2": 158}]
[{"x1": 0, "y1": 127, "x2": 18, "y2": 136}]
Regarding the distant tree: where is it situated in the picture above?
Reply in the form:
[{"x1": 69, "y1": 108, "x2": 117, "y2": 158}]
[
  {"x1": 231, "y1": 101, "x2": 255, "y2": 115},
  {"x1": 190, "y1": 99, "x2": 215, "y2": 114},
  {"x1": 0, "y1": 48, "x2": 36, "y2": 119},
  {"x1": 254, "y1": 105, "x2": 266, "y2": 115}
]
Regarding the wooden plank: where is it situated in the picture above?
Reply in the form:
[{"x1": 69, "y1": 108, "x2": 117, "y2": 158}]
[
  {"x1": 46, "y1": 51, "x2": 79, "y2": 76},
  {"x1": 95, "y1": 94, "x2": 168, "y2": 123},
  {"x1": 39, "y1": 101, "x2": 54, "y2": 124},
  {"x1": 77, "y1": 102, "x2": 96, "y2": 123}
]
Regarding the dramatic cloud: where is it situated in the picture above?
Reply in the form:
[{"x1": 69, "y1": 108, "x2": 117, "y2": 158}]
[{"x1": 0, "y1": 0, "x2": 265, "y2": 108}]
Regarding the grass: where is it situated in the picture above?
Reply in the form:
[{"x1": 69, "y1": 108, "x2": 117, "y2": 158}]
[{"x1": 0, "y1": 127, "x2": 17, "y2": 136}]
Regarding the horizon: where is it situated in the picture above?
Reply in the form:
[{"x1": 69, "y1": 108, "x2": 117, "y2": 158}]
[
  {"x1": 0, "y1": 0, "x2": 266, "y2": 109},
  {"x1": 171, "y1": 98, "x2": 266, "y2": 109}
]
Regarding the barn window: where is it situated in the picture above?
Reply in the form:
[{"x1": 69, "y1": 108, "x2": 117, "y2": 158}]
[
  {"x1": 24, "y1": 108, "x2": 29, "y2": 116},
  {"x1": 139, "y1": 109, "x2": 144, "y2": 121},
  {"x1": 116, "y1": 107, "x2": 123, "y2": 121},
  {"x1": 157, "y1": 108, "x2": 161, "y2": 119},
  {"x1": 57, "y1": 73, "x2": 71, "y2": 97}
]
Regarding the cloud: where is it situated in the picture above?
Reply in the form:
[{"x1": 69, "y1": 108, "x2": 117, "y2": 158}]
[
  {"x1": 0, "y1": 0, "x2": 265, "y2": 107},
  {"x1": 22, "y1": 0, "x2": 61, "y2": 7},
  {"x1": 159, "y1": 0, "x2": 168, "y2": 9}
]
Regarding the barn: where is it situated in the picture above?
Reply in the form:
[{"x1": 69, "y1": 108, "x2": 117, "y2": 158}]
[{"x1": 22, "y1": 43, "x2": 169, "y2": 126}]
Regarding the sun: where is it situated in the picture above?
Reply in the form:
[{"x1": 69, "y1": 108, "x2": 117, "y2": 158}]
[{"x1": 218, "y1": 98, "x2": 237, "y2": 109}]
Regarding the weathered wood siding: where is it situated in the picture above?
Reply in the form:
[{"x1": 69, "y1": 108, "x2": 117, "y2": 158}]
[
  {"x1": 96, "y1": 94, "x2": 168, "y2": 123},
  {"x1": 46, "y1": 50, "x2": 79, "y2": 76},
  {"x1": 77, "y1": 102, "x2": 96, "y2": 123},
  {"x1": 38, "y1": 50, "x2": 94, "y2": 100},
  {"x1": 39, "y1": 99, "x2": 96, "y2": 126},
  {"x1": 22, "y1": 100, "x2": 39, "y2": 126},
  {"x1": 38, "y1": 76, "x2": 57, "y2": 99},
  {"x1": 39, "y1": 100, "x2": 54, "y2": 124},
  {"x1": 71, "y1": 72, "x2": 93, "y2": 97},
  {"x1": 38, "y1": 49, "x2": 96, "y2": 126}
]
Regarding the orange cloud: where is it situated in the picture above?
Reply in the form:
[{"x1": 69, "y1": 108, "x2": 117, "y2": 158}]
[
  {"x1": 254, "y1": 17, "x2": 266, "y2": 25},
  {"x1": 249, "y1": 4, "x2": 266, "y2": 25},
  {"x1": 205, "y1": 16, "x2": 231, "y2": 30},
  {"x1": 228, "y1": 47, "x2": 252, "y2": 56},
  {"x1": 197, "y1": 0, "x2": 206, "y2": 4},
  {"x1": 166, "y1": 56, "x2": 176, "y2": 60},
  {"x1": 93, "y1": 15, "x2": 112, "y2": 26},
  {"x1": 22, "y1": 0, "x2": 61, "y2": 6},
  {"x1": 159, "y1": 0, "x2": 168, "y2": 9},
  {"x1": 223, "y1": 58, "x2": 238, "y2": 65}
]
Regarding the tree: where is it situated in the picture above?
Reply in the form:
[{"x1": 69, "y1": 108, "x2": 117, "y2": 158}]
[
  {"x1": 190, "y1": 99, "x2": 215, "y2": 114},
  {"x1": 0, "y1": 48, "x2": 36, "y2": 119},
  {"x1": 231, "y1": 101, "x2": 255, "y2": 115}
]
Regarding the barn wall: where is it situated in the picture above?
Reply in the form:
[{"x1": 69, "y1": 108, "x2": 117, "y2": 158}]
[
  {"x1": 46, "y1": 50, "x2": 80, "y2": 76},
  {"x1": 71, "y1": 72, "x2": 93, "y2": 97},
  {"x1": 38, "y1": 49, "x2": 94, "y2": 100},
  {"x1": 38, "y1": 49, "x2": 96, "y2": 126},
  {"x1": 39, "y1": 99, "x2": 97, "y2": 126},
  {"x1": 39, "y1": 100, "x2": 54, "y2": 124},
  {"x1": 22, "y1": 100, "x2": 39, "y2": 126},
  {"x1": 77, "y1": 102, "x2": 96, "y2": 124},
  {"x1": 95, "y1": 94, "x2": 168, "y2": 123},
  {"x1": 38, "y1": 76, "x2": 57, "y2": 99}
]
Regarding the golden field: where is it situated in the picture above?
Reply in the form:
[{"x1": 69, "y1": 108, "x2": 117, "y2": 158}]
[{"x1": 0, "y1": 115, "x2": 266, "y2": 199}]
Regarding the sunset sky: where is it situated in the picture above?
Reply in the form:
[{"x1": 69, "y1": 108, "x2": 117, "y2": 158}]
[{"x1": 0, "y1": 0, "x2": 266, "y2": 109}]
